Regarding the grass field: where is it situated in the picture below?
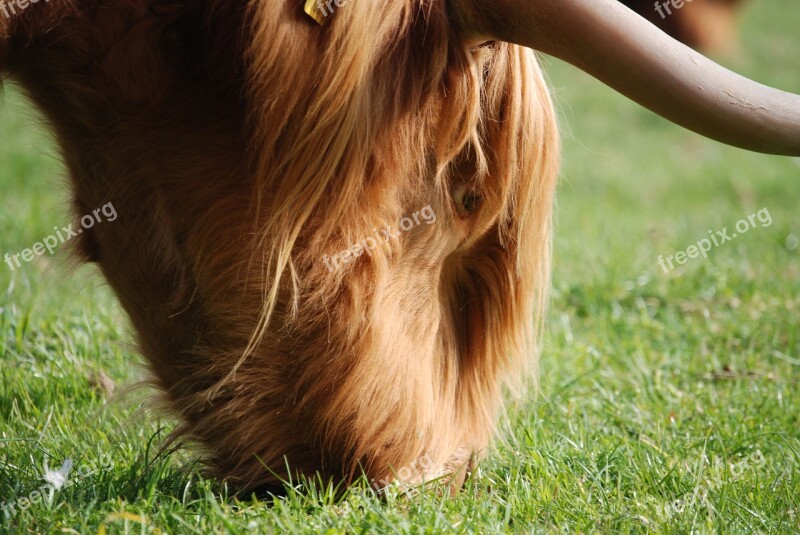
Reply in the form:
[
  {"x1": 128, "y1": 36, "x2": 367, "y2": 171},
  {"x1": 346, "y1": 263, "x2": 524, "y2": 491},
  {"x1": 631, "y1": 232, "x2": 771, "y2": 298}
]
[{"x1": 1, "y1": 1, "x2": 799, "y2": 533}]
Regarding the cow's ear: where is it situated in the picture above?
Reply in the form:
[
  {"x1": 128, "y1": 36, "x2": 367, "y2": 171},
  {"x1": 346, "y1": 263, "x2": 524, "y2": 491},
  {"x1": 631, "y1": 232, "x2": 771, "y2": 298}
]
[{"x1": 454, "y1": 0, "x2": 800, "y2": 156}]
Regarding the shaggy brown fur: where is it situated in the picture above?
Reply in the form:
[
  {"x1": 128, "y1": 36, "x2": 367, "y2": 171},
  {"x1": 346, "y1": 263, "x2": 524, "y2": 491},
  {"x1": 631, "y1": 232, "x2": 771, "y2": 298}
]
[
  {"x1": 0, "y1": 1, "x2": 558, "y2": 490},
  {"x1": 621, "y1": 0, "x2": 745, "y2": 53}
]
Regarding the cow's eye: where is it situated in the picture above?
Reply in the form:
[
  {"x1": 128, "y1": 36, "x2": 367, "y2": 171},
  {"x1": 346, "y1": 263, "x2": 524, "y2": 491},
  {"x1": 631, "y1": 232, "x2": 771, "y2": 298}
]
[{"x1": 453, "y1": 185, "x2": 482, "y2": 218}]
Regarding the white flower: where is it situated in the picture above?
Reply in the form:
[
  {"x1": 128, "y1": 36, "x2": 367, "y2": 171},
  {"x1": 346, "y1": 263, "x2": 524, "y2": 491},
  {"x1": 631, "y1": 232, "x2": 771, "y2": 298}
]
[{"x1": 43, "y1": 459, "x2": 73, "y2": 490}]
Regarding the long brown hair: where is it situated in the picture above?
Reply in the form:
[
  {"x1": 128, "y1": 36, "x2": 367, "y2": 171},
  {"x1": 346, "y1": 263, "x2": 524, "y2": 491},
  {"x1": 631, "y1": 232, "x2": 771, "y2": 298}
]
[{"x1": 232, "y1": 0, "x2": 559, "y2": 484}]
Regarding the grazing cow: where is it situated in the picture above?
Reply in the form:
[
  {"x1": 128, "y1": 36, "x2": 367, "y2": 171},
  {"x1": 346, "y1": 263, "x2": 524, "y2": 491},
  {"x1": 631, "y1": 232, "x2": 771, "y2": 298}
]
[
  {"x1": 621, "y1": 0, "x2": 745, "y2": 53},
  {"x1": 0, "y1": 0, "x2": 798, "y2": 493}
]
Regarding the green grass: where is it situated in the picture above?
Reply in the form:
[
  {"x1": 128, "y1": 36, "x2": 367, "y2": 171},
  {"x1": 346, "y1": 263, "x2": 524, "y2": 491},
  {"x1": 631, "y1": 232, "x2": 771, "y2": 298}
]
[{"x1": 1, "y1": 1, "x2": 799, "y2": 532}]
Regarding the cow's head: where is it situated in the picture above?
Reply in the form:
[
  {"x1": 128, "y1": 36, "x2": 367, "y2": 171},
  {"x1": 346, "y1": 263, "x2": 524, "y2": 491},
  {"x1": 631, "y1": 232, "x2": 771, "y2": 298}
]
[{"x1": 1, "y1": 0, "x2": 798, "y2": 492}]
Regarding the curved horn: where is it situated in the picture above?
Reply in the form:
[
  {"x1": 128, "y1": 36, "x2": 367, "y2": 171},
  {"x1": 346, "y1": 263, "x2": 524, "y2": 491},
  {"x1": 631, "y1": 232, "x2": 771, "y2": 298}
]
[{"x1": 458, "y1": 0, "x2": 800, "y2": 156}]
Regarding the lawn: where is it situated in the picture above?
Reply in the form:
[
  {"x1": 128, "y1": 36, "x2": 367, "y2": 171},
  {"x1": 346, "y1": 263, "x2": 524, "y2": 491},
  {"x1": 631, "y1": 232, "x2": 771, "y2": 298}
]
[{"x1": 1, "y1": 1, "x2": 799, "y2": 533}]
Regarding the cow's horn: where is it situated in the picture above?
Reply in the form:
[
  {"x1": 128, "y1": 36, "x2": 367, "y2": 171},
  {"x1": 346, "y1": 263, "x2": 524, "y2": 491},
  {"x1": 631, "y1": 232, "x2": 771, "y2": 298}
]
[{"x1": 458, "y1": 0, "x2": 800, "y2": 156}]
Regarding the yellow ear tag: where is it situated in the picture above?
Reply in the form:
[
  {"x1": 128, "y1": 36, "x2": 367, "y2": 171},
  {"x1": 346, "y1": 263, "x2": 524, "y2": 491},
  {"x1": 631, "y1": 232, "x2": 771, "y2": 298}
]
[{"x1": 304, "y1": 0, "x2": 328, "y2": 25}]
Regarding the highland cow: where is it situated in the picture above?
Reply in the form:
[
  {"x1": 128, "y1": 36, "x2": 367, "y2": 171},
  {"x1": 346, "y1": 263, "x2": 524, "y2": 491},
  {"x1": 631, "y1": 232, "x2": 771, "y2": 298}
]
[
  {"x1": 0, "y1": 0, "x2": 798, "y2": 494},
  {"x1": 621, "y1": 0, "x2": 745, "y2": 53}
]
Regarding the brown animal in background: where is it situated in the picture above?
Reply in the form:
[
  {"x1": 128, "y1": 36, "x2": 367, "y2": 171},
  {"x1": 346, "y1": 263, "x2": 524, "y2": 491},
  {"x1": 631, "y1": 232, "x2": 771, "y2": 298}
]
[
  {"x1": 1, "y1": 0, "x2": 798, "y2": 493},
  {"x1": 621, "y1": 0, "x2": 745, "y2": 54}
]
